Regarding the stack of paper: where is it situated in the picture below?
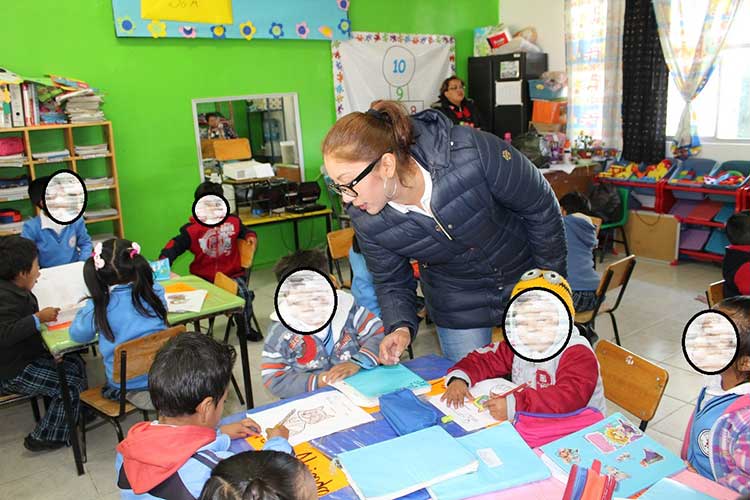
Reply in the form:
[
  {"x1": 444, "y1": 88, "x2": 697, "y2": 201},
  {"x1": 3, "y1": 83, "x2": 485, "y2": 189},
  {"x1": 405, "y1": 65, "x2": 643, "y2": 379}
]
[
  {"x1": 32, "y1": 149, "x2": 70, "y2": 162},
  {"x1": 0, "y1": 220, "x2": 25, "y2": 234},
  {"x1": 332, "y1": 364, "x2": 431, "y2": 407},
  {"x1": 0, "y1": 153, "x2": 26, "y2": 167},
  {"x1": 75, "y1": 144, "x2": 108, "y2": 158},
  {"x1": 336, "y1": 426, "x2": 479, "y2": 500},
  {"x1": 429, "y1": 377, "x2": 518, "y2": 432},
  {"x1": 0, "y1": 186, "x2": 28, "y2": 200},
  {"x1": 84, "y1": 177, "x2": 114, "y2": 189},
  {"x1": 165, "y1": 289, "x2": 207, "y2": 313},
  {"x1": 32, "y1": 261, "x2": 88, "y2": 329},
  {"x1": 83, "y1": 207, "x2": 118, "y2": 219},
  {"x1": 56, "y1": 89, "x2": 105, "y2": 123}
]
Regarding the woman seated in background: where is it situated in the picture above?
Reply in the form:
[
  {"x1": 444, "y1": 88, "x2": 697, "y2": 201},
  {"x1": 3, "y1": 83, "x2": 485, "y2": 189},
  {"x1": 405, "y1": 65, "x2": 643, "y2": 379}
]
[{"x1": 432, "y1": 75, "x2": 482, "y2": 129}]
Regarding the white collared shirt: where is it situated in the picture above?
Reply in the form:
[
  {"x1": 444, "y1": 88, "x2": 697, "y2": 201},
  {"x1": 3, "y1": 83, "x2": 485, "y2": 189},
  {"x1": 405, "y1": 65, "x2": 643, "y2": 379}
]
[
  {"x1": 387, "y1": 162, "x2": 434, "y2": 219},
  {"x1": 40, "y1": 212, "x2": 65, "y2": 236}
]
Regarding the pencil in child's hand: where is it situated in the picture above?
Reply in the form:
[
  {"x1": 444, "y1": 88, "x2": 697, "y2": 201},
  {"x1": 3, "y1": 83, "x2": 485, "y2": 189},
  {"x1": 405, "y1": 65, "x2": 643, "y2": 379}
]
[{"x1": 278, "y1": 409, "x2": 297, "y2": 428}]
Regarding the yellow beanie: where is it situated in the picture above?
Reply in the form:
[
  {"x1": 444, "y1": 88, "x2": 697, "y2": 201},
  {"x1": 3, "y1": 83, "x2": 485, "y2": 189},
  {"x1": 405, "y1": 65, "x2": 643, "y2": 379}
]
[{"x1": 511, "y1": 269, "x2": 575, "y2": 318}]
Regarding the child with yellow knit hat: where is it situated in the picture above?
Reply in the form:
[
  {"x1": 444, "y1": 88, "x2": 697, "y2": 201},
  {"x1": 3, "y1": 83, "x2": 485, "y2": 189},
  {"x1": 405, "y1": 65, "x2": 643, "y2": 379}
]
[{"x1": 442, "y1": 269, "x2": 605, "y2": 423}]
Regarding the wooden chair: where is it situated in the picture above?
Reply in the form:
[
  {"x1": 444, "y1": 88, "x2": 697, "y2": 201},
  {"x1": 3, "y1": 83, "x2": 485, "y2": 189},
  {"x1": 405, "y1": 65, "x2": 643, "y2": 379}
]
[
  {"x1": 0, "y1": 393, "x2": 41, "y2": 423},
  {"x1": 327, "y1": 227, "x2": 355, "y2": 289},
  {"x1": 79, "y1": 325, "x2": 186, "y2": 460},
  {"x1": 598, "y1": 188, "x2": 631, "y2": 263},
  {"x1": 595, "y1": 339, "x2": 669, "y2": 431},
  {"x1": 575, "y1": 255, "x2": 637, "y2": 346},
  {"x1": 588, "y1": 215, "x2": 603, "y2": 266},
  {"x1": 706, "y1": 279, "x2": 726, "y2": 308}
]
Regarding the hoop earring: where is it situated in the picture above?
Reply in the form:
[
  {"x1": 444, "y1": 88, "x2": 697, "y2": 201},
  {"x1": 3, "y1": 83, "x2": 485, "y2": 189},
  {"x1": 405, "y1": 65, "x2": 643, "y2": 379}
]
[{"x1": 384, "y1": 177, "x2": 398, "y2": 200}]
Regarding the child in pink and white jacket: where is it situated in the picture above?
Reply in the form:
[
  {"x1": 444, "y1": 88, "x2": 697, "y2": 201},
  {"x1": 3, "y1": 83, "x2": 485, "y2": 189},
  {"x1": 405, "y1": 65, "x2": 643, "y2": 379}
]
[{"x1": 682, "y1": 296, "x2": 750, "y2": 495}]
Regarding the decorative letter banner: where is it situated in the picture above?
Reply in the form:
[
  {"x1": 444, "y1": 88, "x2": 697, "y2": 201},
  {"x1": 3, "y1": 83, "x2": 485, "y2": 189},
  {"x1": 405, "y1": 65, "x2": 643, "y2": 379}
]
[{"x1": 332, "y1": 32, "x2": 455, "y2": 118}]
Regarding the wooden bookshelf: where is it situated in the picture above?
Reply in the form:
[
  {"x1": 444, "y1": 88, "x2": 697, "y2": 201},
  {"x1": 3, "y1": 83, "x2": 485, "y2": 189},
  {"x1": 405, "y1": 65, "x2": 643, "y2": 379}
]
[{"x1": 0, "y1": 121, "x2": 124, "y2": 237}]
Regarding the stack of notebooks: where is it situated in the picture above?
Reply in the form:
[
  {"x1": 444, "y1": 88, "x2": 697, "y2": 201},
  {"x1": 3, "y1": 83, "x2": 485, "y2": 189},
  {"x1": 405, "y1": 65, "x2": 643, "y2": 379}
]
[
  {"x1": 83, "y1": 208, "x2": 118, "y2": 220},
  {"x1": 84, "y1": 177, "x2": 114, "y2": 189},
  {"x1": 75, "y1": 144, "x2": 108, "y2": 158},
  {"x1": 56, "y1": 89, "x2": 105, "y2": 123},
  {"x1": 0, "y1": 219, "x2": 26, "y2": 234},
  {"x1": 0, "y1": 153, "x2": 26, "y2": 167},
  {"x1": 0, "y1": 175, "x2": 29, "y2": 200},
  {"x1": 331, "y1": 364, "x2": 431, "y2": 407},
  {"x1": 32, "y1": 149, "x2": 70, "y2": 163}
]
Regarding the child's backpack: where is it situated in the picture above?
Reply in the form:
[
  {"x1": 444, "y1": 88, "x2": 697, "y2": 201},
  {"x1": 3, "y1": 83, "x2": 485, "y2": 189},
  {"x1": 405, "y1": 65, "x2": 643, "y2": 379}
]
[{"x1": 588, "y1": 183, "x2": 622, "y2": 223}]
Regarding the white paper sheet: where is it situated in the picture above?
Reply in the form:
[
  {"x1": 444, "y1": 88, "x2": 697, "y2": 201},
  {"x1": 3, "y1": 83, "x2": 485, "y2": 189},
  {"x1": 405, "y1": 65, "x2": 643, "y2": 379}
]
[
  {"x1": 32, "y1": 261, "x2": 88, "y2": 327},
  {"x1": 495, "y1": 81, "x2": 523, "y2": 106},
  {"x1": 165, "y1": 289, "x2": 207, "y2": 313},
  {"x1": 429, "y1": 377, "x2": 517, "y2": 432},
  {"x1": 248, "y1": 391, "x2": 375, "y2": 446}
]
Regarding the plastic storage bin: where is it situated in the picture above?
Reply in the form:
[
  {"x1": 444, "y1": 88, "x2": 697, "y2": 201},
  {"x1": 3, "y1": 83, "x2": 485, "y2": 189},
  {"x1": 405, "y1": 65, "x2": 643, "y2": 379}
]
[
  {"x1": 531, "y1": 100, "x2": 566, "y2": 124},
  {"x1": 705, "y1": 228, "x2": 731, "y2": 256},
  {"x1": 528, "y1": 80, "x2": 567, "y2": 101},
  {"x1": 704, "y1": 160, "x2": 750, "y2": 203},
  {"x1": 668, "y1": 158, "x2": 717, "y2": 201}
]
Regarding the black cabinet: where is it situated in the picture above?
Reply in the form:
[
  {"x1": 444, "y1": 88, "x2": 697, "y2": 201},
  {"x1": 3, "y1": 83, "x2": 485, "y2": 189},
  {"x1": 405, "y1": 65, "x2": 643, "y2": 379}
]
[{"x1": 468, "y1": 53, "x2": 548, "y2": 138}]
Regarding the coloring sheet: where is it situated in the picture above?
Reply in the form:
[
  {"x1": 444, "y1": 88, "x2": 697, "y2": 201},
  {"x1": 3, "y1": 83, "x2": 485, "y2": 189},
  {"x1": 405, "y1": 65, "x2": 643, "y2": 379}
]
[
  {"x1": 248, "y1": 391, "x2": 375, "y2": 446},
  {"x1": 32, "y1": 261, "x2": 88, "y2": 328},
  {"x1": 165, "y1": 289, "x2": 207, "y2": 313},
  {"x1": 429, "y1": 377, "x2": 517, "y2": 432}
]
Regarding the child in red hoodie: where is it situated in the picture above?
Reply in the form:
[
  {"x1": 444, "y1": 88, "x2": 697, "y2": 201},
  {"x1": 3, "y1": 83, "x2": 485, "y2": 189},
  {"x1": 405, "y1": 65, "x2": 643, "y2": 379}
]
[
  {"x1": 116, "y1": 333, "x2": 291, "y2": 500},
  {"x1": 159, "y1": 181, "x2": 260, "y2": 340},
  {"x1": 724, "y1": 210, "x2": 750, "y2": 298}
]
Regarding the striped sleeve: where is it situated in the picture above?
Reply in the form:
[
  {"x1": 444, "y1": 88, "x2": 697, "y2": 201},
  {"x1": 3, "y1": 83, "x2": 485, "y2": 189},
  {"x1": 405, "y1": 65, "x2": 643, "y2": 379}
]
[
  {"x1": 350, "y1": 306, "x2": 385, "y2": 369},
  {"x1": 261, "y1": 326, "x2": 326, "y2": 399}
]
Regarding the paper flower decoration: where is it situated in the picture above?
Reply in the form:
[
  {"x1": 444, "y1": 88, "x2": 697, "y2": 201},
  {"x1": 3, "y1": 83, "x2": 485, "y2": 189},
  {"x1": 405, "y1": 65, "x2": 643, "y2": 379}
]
[
  {"x1": 239, "y1": 21, "x2": 257, "y2": 41},
  {"x1": 179, "y1": 26, "x2": 197, "y2": 38},
  {"x1": 296, "y1": 22, "x2": 309, "y2": 39},
  {"x1": 211, "y1": 25, "x2": 226, "y2": 39},
  {"x1": 147, "y1": 20, "x2": 167, "y2": 39},
  {"x1": 269, "y1": 22, "x2": 284, "y2": 39},
  {"x1": 117, "y1": 17, "x2": 135, "y2": 34},
  {"x1": 337, "y1": 18, "x2": 350, "y2": 36},
  {"x1": 337, "y1": 0, "x2": 350, "y2": 10}
]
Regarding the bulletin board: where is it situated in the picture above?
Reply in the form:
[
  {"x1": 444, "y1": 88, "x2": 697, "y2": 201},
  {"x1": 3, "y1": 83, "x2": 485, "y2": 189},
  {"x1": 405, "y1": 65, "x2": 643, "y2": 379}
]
[
  {"x1": 332, "y1": 32, "x2": 455, "y2": 117},
  {"x1": 622, "y1": 211, "x2": 679, "y2": 262},
  {"x1": 112, "y1": 0, "x2": 352, "y2": 41}
]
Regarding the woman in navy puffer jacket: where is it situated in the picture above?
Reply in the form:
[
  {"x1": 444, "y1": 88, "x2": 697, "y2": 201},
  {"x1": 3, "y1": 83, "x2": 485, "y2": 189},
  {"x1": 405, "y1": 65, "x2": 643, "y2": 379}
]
[{"x1": 323, "y1": 101, "x2": 567, "y2": 362}]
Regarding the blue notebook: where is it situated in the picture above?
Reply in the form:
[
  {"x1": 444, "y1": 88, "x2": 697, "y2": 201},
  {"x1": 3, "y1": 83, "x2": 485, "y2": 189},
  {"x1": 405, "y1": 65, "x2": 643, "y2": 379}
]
[
  {"x1": 335, "y1": 426, "x2": 478, "y2": 500},
  {"x1": 149, "y1": 258, "x2": 171, "y2": 281},
  {"x1": 333, "y1": 364, "x2": 430, "y2": 406},
  {"x1": 638, "y1": 478, "x2": 714, "y2": 500},
  {"x1": 428, "y1": 422, "x2": 550, "y2": 500},
  {"x1": 540, "y1": 413, "x2": 686, "y2": 498}
]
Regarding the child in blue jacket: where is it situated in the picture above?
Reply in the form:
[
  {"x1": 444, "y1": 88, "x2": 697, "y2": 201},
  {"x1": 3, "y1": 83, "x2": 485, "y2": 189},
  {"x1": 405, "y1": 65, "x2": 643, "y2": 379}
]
[{"x1": 21, "y1": 176, "x2": 92, "y2": 268}]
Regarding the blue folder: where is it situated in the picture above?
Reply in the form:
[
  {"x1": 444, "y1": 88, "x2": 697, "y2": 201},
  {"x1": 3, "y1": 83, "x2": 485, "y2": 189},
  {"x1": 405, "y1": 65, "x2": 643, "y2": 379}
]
[
  {"x1": 342, "y1": 363, "x2": 429, "y2": 400},
  {"x1": 638, "y1": 478, "x2": 714, "y2": 500}
]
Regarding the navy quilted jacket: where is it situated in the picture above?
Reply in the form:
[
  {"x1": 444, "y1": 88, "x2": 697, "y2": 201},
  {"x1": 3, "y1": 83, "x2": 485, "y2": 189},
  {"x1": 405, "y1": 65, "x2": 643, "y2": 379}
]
[{"x1": 347, "y1": 110, "x2": 567, "y2": 336}]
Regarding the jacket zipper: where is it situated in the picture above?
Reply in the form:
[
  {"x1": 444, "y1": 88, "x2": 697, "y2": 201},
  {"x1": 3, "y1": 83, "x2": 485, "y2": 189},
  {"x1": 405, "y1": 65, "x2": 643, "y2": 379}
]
[{"x1": 431, "y1": 208, "x2": 454, "y2": 241}]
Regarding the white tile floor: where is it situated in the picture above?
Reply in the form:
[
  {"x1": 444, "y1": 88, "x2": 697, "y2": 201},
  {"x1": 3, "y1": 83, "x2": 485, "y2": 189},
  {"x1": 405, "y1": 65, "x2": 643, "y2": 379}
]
[{"x1": 0, "y1": 255, "x2": 722, "y2": 499}]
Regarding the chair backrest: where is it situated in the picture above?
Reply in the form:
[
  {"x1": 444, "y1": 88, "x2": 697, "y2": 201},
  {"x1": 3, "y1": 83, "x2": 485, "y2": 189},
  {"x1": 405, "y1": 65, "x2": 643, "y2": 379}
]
[
  {"x1": 706, "y1": 279, "x2": 726, "y2": 308},
  {"x1": 214, "y1": 271, "x2": 239, "y2": 296},
  {"x1": 595, "y1": 339, "x2": 669, "y2": 430},
  {"x1": 327, "y1": 227, "x2": 354, "y2": 260},
  {"x1": 589, "y1": 215, "x2": 603, "y2": 237},
  {"x1": 616, "y1": 187, "x2": 629, "y2": 225},
  {"x1": 596, "y1": 255, "x2": 636, "y2": 298},
  {"x1": 238, "y1": 238, "x2": 257, "y2": 270},
  {"x1": 113, "y1": 325, "x2": 187, "y2": 381}
]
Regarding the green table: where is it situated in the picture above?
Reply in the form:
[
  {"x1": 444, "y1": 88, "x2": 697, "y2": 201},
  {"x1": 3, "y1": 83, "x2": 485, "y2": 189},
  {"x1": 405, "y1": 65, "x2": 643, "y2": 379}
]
[{"x1": 41, "y1": 274, "x2": 256, "y2": 476}]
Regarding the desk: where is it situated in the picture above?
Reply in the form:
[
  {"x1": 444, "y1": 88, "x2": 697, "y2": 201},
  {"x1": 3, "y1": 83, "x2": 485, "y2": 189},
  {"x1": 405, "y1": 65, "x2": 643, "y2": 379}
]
[
  {"x1": 42, "y1": 274, "x2": 254, "y2": 476},
  {"x1": 222, "y1": 355, "x2": 738, "y2": 500},
  {"x1": 543, "y1": 164, "x2": 598, "y2": 199},
  {"x1": 241, "y1": 208, "x2": 333, "y2": 267}
]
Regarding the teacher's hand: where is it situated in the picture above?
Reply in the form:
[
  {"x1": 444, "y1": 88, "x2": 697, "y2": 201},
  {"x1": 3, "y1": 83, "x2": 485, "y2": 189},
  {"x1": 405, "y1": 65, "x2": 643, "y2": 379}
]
[{"x1": 379, "y1": 327, "x2": 411, "y2": 365}]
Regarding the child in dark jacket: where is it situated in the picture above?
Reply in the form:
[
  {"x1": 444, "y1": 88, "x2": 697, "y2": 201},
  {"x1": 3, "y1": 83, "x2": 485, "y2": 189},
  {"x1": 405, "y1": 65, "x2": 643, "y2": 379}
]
[
  {"x1": 0, "y1": 235, "x2": 87, "y2": 451},
  {"x1": 560, "y1": 192, "x2": 601, "y2": 312},
  {"x1": 723, "y1": 210, "x2": 750, "y2": 298}
]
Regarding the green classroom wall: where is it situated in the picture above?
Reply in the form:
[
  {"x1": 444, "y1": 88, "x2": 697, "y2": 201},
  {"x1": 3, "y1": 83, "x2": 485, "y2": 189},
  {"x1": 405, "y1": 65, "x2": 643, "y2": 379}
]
[{"x1": 4, "y1": 1, "x2": 497, "y2": 271}]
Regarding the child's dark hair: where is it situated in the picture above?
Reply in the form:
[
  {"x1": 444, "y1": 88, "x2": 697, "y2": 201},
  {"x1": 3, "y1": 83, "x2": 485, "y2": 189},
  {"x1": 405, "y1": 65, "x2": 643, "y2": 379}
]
[
  {"x1": 0, "y1": 235, "x2": 38, "y2": 280},
  {"x1": 726, "y1": 210, "x2": 750, "y2": 245},
  {"x1": 195, "y1": 181, "x2": 224, "y2": 201},
  {"x1": 715, "y1": 296, "x2": 750, "y2": 379},
  {"x1": 83, "y1": 238, "x2": 167, "y2": 342},
  {"x1": 273, "y1": 249, "x2": 328, "y2": 281},
  {"x1": 205, "y1": 112, "x2": 223, "y2": 121},
  {"x1": 28, "y1": 176, "x2": 51, "y2": 208},
  {"x1": 199, "y1": 451, "x2": 315, "y2": 500},
  {"x1": 559, "y1": 191, "x2": 591, "y2": 215},
  {"x1": 149, "y1": 332, "x2": 236, "y2": 417}
]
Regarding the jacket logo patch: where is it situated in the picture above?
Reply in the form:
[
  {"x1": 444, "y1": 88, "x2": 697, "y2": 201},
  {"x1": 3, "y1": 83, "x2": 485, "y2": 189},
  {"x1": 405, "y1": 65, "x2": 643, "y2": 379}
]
[
  {"x1": 502, "y1": 150, "x2": 512, "y2": 161},
  {"x1": 536, "y1": 370, "x2": 552, "y2": 389},
  {"x1": 68, "y1": 235, "x2": 77, "y2": 248},
  {"x1": 198, "y1": 223, "x2": 235, "y2": 258}
]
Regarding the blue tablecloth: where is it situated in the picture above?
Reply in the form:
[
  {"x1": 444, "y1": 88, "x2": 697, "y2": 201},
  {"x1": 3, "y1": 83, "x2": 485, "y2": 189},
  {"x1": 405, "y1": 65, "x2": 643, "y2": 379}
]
[{"x1": 221, "y1": 354, "x2": 461, "y2": 500}]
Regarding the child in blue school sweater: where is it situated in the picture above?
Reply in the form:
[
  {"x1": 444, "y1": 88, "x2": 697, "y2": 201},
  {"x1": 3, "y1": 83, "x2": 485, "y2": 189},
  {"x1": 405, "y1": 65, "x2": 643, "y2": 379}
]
[
  {"x1": 21, "y1": 176, "x2": 92, "y2": 268},
  {"x1": 70, "y1": 238, "x2": 168, "y2": 407},
  {"x1": 261, "y1": 249, "x2": 385, "y2": 398},
  {"x1": 560, "y1": 192, "x2": 601, "y2": 312}
]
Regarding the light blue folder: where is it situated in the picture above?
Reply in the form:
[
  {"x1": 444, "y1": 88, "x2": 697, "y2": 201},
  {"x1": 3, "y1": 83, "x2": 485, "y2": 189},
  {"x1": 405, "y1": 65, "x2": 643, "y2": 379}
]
[
  {"x1": 342, "y1": 363, "x2": 429, "y2": 399},
  {"x1": 638, "y1": 478, "x2": 714, "y2": 500},
  {"x1": 336, "y1": 426, "x2": 478, "y2": 500},
  {"x1": 428, "y1": 422, "x2": 551, "y2": 500}
]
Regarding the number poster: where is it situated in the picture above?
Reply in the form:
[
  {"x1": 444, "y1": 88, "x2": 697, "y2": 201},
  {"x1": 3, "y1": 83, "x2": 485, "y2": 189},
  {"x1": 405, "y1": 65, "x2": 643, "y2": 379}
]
[{"x1": 332, "y1": 32, "x2": 455, "y2": 117}]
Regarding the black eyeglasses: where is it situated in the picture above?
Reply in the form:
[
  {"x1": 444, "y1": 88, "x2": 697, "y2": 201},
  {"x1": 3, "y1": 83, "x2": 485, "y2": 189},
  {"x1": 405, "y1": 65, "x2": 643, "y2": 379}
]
[{"x1": 328, "y1": 152, "x2": 389, "y2": 198}]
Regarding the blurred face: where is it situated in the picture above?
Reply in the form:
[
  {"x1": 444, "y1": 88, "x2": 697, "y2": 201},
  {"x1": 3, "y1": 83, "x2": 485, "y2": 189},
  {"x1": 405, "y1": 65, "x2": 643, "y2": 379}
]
[
  {"x1": 208, "y1": 116, "x2": 220, "y2": 128},
  {"x1": 325, "y1": 152, "x2": 397, "y2": 215},
  {"x1": 444, "y1": 79, "x2": 465, "y2": 106},
  {"x1": 16, "y1": 258, "x2": 40, "y2": 291}
]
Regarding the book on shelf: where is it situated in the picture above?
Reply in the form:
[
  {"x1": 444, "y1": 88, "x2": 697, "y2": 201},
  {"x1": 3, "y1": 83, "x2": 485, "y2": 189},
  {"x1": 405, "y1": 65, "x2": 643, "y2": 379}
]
[
  {"x1": 0, "y1": 84, "x2": 11, "y2": 128},
  {"x1": 32, "y1": 149, "x2": 70, "y2": 161},
  {"x1": 83, "y1": 208, "x2": 118, "y2": 219},
  {"x1": 8, "y1": 83, "x2": 24, "y2": 127},
  {"x1": 0, "y1": 153, "x2": 27, "y2": 167},
  {"x1": 0, "y1": 220, "x2": 26, "y2": 234},
  {"x1": 75, "y1": 144, "x2": 109, "y2": 158},
  {"x1": 84, "y1": 177, "x2": 114, "y2": 188}
]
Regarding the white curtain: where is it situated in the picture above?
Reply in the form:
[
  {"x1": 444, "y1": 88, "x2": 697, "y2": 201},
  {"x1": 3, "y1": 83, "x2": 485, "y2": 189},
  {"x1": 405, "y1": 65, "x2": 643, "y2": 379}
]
[
  {"x1": 565, "y1": 0, "x2": 626, "y2": 149},
  {"x1": 653, "y1": 0, "x2": 742, "y2": 156}
]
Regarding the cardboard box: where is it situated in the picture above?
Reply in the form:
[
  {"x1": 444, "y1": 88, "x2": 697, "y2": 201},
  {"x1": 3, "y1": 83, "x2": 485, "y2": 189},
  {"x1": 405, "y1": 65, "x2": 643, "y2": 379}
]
[
  {"x1": 201, "y1": 138, "x2": 251, "y2": 161},
  {"x1": 530, "y1": 121, "x2": 563, "y2": 134}
]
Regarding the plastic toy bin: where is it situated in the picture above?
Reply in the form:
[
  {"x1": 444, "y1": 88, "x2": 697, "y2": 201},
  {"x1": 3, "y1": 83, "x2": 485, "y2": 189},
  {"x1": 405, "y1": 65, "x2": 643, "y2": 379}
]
[
  {"x1": 668, "y1": 158, "x2": 717, "y2": 201},
  {"x1": 703, "y1": 160, "x2": 750, "y2": 203}
]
